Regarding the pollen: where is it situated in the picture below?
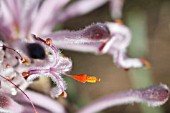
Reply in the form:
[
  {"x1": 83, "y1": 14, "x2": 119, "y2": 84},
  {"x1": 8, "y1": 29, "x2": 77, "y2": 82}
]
[
  {"x1": 60, "y1": 91, "x2": 67, "y2": 98},
  {"x1": 45, "y1": 38, "x2": 52, "y2": 46},
  {"x1": 21, "y1": 58, "x2": 29, "y2": 64},
  {"x1": 6, "y1": 64, "x2": 10, "y2": 68},
  {"x1": 5, "y1": 76, "x2": 11, "y2": 80},
  {"x1": 71, "y1": 74, "x2": 101, "y2": 83},
  {"x1": 22, "y1": 72, "x2": 30, "y2": 79}
]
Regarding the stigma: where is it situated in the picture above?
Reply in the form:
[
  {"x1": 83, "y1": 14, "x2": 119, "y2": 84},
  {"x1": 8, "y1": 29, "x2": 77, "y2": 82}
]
[{"x1": 71, "y1": 74, "x2": 101, "y2": 83}]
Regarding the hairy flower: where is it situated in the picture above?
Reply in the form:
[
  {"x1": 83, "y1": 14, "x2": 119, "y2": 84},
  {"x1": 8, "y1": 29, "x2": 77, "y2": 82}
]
[
  {"x1": 0, "y1": 0, "x2": 102, "y2": 98},
  {"x1": 78, "y1": 84, "x2": 170, "y2": 113},
  {"x1": 0, "y1": 0, "x2": 168, "y2": 113}
]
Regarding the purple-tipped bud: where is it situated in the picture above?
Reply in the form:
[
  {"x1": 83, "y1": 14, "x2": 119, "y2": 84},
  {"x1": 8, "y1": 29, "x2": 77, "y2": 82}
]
[
  {"x1": 135, "y1": 84, "x2": 169, "y2": 107},
  {"x1": 78, "y1": 84, "x2": 169, "y2": 113}
]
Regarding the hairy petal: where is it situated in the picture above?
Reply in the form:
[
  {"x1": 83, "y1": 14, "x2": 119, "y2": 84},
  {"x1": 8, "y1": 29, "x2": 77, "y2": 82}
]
[
  {"x1": 44, "y1": 22, "x2": 144, "y2": 68},
  {"x1": 53, "y1": 56, "x2": 72, "y2": 73},
  {"x1": 77, "y1": 84, "x2": 169, "y2": 113},
  {"x1": 43, "y1": 23, "x2": 110, "y2": 53},
  {"x1": 27, "y1": 73, "x2": 67, "y2": 98}
]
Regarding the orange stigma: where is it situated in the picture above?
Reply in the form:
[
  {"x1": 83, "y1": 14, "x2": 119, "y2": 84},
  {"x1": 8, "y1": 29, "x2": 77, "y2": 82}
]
[
  {"x1": 45, "y1": 38, "x2": 52, "y2": 46},
  {"x1": 71, "y1": 74, "x2": 101, "y2": 83}
]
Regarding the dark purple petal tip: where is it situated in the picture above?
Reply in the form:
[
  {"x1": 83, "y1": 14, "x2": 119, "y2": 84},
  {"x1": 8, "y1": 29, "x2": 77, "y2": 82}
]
[
  {"x1": 137, "y1": 84, "x2": 170, "y2": 107},
  {"x1": 83, "y1": 23, "x2": 110, "y2": 40}
]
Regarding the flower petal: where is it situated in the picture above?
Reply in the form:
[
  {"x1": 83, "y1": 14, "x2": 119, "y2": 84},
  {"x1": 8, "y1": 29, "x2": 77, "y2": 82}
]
[
  {"x1": 44, "y1": 22, "x2": 145, "y2": 68},
  {"x1": 30, "y1": 0, "x2": 69, "y2": 35},
  {"x1": 110, "y1": 0, "x2": 125, "y2": 19},
  {"x1": 2, "y1": 0, "x2": 21, "y2": 28},
  {"x1": 53, "y1": 0, "x2": 108, "y2": 26},
  {"x1": 14, "y1": 90, "x2": 66, "y2": 113},
  {"x1": 20, "y1": 0, "x2": 42, "y2": 38},
  {"x1": 77, "y1": 84, "x2": 169, "y2": 113},
  {"x1": 43, "y1": 23, "x2": 110, "y2": 53}
]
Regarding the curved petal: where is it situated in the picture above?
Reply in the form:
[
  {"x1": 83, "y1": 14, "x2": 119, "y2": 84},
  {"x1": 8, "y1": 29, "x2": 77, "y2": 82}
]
[
  {"x1": 26, "y1": 73, "x2": 67, "y2": 98},
  {"x1": 14, "y1": 90, "x2": 66, "y2": 113},
  {"x1": 44, "y1": 22, "x2": 145, "y2": 68},
  {"x1": 77, "y1": 84, "x2": 169, "y2": 113},
  {"x1": 54, "y1": 56, "x2": 72, "y2": 73},
  {"x1": 43, "y1": 23, "x2": 110, "y2": 53}
]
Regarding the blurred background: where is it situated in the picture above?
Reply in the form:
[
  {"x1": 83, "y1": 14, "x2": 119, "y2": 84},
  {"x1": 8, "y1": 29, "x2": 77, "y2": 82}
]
[{"x1": 31, "y1": 0, "x2": 170, "y2": 113}]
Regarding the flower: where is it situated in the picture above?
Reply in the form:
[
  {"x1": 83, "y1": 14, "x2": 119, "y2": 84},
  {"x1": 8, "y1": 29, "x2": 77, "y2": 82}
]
[
  {"x1": 0, "y1": 0, "x2": 169, "y2": 113},
  {"x1": 78, "y1": 84, "x2": 170, "y2": 113},
  {"x1": 0, "y1": 0, "x2": 102, "y2": 99}
]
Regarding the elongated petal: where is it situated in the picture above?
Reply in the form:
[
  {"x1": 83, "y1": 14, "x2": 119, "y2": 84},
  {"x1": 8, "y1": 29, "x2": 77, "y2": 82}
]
[
  {"x1": 53, "y1": 0, "x2": 108, "y2": 26},
  {"x1": 1, "y1": 0, "x2": 14, "y2": 26},
  {"x1": 14, "y1": 90, "x2": 66, "y2": 113},
  {"x1": 110, "y1": 0, "x2": 125, "y2": 19},
  {"x1": 43, "y1": 23, "x2": 110, "y2": 53},
  {"x1": 0, "y1": 24, "x2": 12, "y2": 38},
  {"x1": 44, "y1": 22, "x2": 145, "y2": 68},
  {"x1": 2, "y1": 0, "x2": 21, "y2": 28},
  {"x1": 77, "y1": 84, "x2": 169, "y2": 113},
  {"x1": 30, "y1": 0, "x2": 69, "y2": 35},
  {"x1": 20, "y1": 0, "x2": 42, "y2": 38}
]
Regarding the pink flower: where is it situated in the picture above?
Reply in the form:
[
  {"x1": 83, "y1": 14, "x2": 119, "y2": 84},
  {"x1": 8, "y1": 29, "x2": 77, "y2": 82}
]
[{"x1": 0, "y1": 0, "x2": 168, "y2": 113}]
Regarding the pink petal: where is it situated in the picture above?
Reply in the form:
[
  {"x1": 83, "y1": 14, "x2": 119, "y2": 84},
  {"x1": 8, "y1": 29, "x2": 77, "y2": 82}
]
[
  {"x1": 2, "y1": 0, "x2": 21, "y2": 28},
  {"x1": 30, "y1": 0, "x2": 69, "y2": 35},
  {"x1": 53, "y1": 0, "x2": 108, "y2": 27},
  {"x1": 44, "y1": 22, "x2": 144, "y2": 68},
  {"x1": 20, "y1": 0, "x2": 42, "y2": 38},
  {"x1": 14, "y1": 90, "x2": 66, "y2": 113},
  {"x1": 43, "y1": 23, "x2": 110, "y2": 53},
  {"x1": 110, "y1": 0, "x2": 125, "y2": 19},
  {"x1": 77, "y1": 84, "x2": 169, "y2": 113}
]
